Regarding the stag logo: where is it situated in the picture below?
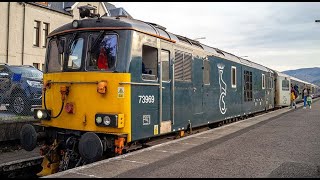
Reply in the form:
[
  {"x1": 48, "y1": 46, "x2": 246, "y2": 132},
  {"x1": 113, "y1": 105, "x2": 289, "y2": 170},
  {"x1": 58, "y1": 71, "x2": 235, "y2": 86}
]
[{"x1": 217, "y1": 64, "x2": 227, "y2": 114}]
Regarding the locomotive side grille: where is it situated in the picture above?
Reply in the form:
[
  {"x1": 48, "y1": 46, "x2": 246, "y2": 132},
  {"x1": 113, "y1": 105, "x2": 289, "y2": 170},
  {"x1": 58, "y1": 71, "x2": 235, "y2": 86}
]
[
  {"x1": 174, "y1": 50, "x2": 192, "y2": 82},
  {"x1": 183, "y1": 53, "x2": 192, "y2": 82},
  {"x1": 175, "y1": 51, "x2": 184, "y2": 80}
]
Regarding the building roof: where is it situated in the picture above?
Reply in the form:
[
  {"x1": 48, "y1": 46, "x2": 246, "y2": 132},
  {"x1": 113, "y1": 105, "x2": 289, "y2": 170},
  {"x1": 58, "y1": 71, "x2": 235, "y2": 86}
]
[
  {"x1": 108, "y1": 7, "x2": 133, "y2": 19},
  {"x1": 48, "y1": 2, "x2": 76, "y2": 14},
  {"x1": 28, "y1": 2, "x2": 115, "y2": 16}
]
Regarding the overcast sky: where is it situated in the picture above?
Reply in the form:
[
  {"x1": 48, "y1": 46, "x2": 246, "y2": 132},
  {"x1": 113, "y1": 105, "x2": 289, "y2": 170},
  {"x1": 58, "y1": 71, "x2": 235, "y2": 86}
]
[{"x1": 109, "y1": 2, "x2": 320, "y2": 72}]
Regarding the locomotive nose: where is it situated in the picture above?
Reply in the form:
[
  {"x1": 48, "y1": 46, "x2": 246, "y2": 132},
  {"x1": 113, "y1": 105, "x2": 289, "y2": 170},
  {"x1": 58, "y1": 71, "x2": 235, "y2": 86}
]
[{"x1": 20, "y1": 124, "x2": 37, "y2": 151}]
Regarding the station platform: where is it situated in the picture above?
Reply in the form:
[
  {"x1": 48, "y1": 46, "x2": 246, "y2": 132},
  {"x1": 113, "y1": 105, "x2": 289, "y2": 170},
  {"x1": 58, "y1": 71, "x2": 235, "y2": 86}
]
[
  {"x1": 45, "y1": 99, "x2": 320, "y2": 178},
  {"x1": 0, "y1": 115, "x2": 38, "y2": 142}
]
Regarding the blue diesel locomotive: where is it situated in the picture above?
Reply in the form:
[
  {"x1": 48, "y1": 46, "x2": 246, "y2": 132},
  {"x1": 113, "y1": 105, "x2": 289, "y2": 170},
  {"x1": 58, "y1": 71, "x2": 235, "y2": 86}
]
[{"x1": 20, "y1": 7, "x2": 320, "y2": 176}]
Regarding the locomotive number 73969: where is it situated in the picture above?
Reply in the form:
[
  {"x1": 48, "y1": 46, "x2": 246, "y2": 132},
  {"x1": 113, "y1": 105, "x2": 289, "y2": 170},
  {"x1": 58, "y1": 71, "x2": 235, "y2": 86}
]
[{"x1": 138, "y1": 95, "x2": 155, "y2": 104}]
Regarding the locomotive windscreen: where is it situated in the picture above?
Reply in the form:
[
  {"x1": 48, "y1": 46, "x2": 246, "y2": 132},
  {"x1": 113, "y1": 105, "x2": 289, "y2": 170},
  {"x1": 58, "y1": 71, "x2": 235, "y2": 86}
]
[{"x1": 46, "y1": 32, "x2": 118, "y2": 73}]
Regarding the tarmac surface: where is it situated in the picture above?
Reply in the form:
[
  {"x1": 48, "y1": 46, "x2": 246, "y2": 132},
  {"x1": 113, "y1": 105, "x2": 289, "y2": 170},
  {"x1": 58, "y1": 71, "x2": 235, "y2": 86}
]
[{"x1": 44, "y1": 99, "x2": 320, "y2": 178}]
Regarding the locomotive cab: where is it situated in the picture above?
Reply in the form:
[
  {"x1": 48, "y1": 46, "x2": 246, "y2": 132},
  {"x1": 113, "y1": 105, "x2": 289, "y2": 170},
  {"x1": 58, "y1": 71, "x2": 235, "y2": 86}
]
[{"x1": 20, "y1": 13, "x2": 135, "y2": 176}]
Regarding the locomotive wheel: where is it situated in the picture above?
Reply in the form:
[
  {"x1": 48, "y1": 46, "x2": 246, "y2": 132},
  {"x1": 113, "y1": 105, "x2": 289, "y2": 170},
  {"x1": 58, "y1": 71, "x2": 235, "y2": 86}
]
[
  {"x1": 78, "y1": 132, "x2": 103, "y2": 163},
  {"x1": 20, "y1": 124, "x2": 37, "y2": 151}
]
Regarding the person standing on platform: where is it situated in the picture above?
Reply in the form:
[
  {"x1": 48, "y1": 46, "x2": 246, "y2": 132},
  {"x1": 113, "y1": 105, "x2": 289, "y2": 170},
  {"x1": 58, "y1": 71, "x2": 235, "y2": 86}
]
[{"x1": 290, "y1": 84, "x2": 297, "y2": 109}]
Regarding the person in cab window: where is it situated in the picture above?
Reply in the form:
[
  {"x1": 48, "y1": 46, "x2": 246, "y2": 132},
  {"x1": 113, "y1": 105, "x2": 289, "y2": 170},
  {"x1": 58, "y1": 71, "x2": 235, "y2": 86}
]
[
  {"x1": 97, "y1": 47, "x2": 109, "y2": 70},
  {"x1": 142, "y1": 62, "x2": 147, "y2": 74}
]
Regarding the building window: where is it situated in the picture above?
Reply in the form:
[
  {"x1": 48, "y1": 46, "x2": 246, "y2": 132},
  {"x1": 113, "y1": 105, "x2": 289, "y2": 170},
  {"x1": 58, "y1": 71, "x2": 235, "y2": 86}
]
[
  {"x1": 244, "y1": 70, "x2": 253, "y2": 102},
  {"x1": 33, "y1": 63, "x2": 40, "y2": 69},
  {"x1": 262, "y1": 74, "x2": 265, "y2": 89},
  {"x1": 33, "y1": 20, "x2": 40, "y2": 47},
  {"x1": 174, "y1": 50, "x2": 192, "y2": 82},
  {"x1": 142, "y1": 45, "x2": 158, "y2": 81},
  {"x1": 231, "y1": 66, "x2": 236, "y2": 88},
  {"x1": 203, "y1": 60, "x2": 210, "y2": 85},
  {"x1": 42, "y1": 23, "x2": 49, "y2": 47},
  {"x1": 42, "y1": 64, "x2": 45, "y2": 71}
]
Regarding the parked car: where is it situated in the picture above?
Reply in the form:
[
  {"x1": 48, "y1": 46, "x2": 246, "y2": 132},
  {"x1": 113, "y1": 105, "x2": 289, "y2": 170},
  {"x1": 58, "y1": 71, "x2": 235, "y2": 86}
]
[{"x1": 0, "y1": 64, "x2": 43, "y2": 115}]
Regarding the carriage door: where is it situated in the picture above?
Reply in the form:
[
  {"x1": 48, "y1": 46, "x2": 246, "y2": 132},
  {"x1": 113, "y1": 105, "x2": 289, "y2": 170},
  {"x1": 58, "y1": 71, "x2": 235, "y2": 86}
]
[
  {"x1": 192, "y1": 56, "x2": 204, "y2": 120},
  {"x1": 159, "y1": 41, "x2": 173, "y2": 134}
]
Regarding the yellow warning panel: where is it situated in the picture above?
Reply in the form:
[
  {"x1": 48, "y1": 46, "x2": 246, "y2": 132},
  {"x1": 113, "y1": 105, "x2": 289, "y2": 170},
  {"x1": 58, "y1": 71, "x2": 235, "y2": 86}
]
[{"x1": 154, "y1": 125, "x2": 158, "y2": 135}]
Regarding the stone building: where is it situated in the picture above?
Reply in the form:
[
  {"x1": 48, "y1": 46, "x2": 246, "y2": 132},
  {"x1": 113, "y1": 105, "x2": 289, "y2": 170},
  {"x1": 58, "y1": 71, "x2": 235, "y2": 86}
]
[{"x1": 0, "y1": 2, "x2": 118, "y2": 70}]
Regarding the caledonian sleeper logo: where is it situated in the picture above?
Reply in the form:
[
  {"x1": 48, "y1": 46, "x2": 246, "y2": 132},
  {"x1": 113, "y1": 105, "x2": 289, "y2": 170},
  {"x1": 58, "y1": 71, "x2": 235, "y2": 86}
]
[{"x1": 217, "y1": 63, "x2": 227, "y2": 114}]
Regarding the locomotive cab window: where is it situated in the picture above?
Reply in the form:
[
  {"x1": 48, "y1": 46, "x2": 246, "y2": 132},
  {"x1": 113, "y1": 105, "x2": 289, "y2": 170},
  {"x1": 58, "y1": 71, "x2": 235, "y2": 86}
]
[
  {"x1": 87, "y1": 34, "x2": 118, "y2": 71},
  {"x1": 47, "y1": 38, "x2": 65, "y2": 73},
  {"x1": 142, "y1": 45, "x2": 158, "y2": 81},
  {"x1": 67, "y1": 38, "x2": 84, "y2": 70},
  {"x1": 231, "y1": 66, "x2": 236, "y2": 88},
  {"x1": 262, "y1": 74, "x2": 265, "y2": 89},
  {"x1": 161, "y1": 50, "x2": 170, "y2": 82}
]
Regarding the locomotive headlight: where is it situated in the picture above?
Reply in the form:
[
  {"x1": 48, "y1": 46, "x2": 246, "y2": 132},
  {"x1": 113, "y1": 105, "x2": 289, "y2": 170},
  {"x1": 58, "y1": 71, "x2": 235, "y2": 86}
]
[
  {"x1": 96, "y1": 116, "x2": 102, "y2": 124},
  {"x1": 72, "y1": 20, "x2": 79, "y2": 28},
  {"x1": 36, "y1": 110, "x2": 43, "y2": 119},
  {"x1": 103, "y1": 116, "x2": 111, "y2": 126},
  {"x1": 95, "y1": 114, "x2": 124, "y2": 128},
  {"x1": 34, "y1": 109, "x2": 51, "y2": 120}
]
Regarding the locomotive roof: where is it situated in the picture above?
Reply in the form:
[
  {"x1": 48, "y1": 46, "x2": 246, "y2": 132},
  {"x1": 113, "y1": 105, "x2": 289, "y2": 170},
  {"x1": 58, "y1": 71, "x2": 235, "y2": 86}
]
[
  {"x1": 289, "y1": 76, "x2": 310, "y2": 85},
  {"x1": 274, "y1": 71, "x2": 290, "y2": 78},
  {"x1": 48, "y1": 16, "x2": 273, "y2": 73}
]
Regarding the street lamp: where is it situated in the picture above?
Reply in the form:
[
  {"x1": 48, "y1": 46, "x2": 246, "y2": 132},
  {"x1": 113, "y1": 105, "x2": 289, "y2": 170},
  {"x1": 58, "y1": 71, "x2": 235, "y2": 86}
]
[{"x1": 315, "y1": 20, "x2": 320, "y2": 22}]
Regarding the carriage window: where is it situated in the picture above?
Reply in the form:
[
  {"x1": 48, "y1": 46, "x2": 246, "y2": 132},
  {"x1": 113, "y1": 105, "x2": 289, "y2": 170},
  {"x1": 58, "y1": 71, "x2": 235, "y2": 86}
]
[
  {"x1": 262, "y1": 74, "x2": 265, "y2": 89},
  {"x1": 244, "y1": 70, "x2": 252, "y2": 101},
  {"x1": 47, "y1": 39, "x2": 64, "y2": 72},
  {"x1": 282, "y1": 79, "x2": 289, "y2": 91},
  {"x1": 174, "y1": 50, "x2": 192, "y2": 82},
  {"x1": 231, "y1": 66, "x2": 236, "y2": 88},
  {"x1": 142, "y1": 45, "x2": 158, "y2": 80},
  {"x1": 269, "y1": 77, "x2": 272, "y2": 89},
  {"x1": 67, "y1": 38, "x2": 84, "y2": 70},
  {"x1": 88, "y1": 34, "x2": 118, "y2": 71},
  {"x1": 161, "y1": 50, "x2": 170, "y2": 82},
  {"x1": 203, "y1": 60, "x2": 210, "y2": 85}
]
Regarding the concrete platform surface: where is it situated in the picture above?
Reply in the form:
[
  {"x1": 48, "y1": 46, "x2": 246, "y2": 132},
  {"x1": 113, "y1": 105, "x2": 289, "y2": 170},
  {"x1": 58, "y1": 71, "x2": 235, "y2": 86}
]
[{"x1": 45, "y1": 99, "x2": 320, "y2": 178}]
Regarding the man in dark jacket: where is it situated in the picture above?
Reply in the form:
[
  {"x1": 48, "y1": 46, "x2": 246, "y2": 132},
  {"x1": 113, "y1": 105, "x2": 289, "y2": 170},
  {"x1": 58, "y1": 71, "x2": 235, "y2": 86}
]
[{"x1": 293, "y1": 84, "x2": 299, "y2": 98}]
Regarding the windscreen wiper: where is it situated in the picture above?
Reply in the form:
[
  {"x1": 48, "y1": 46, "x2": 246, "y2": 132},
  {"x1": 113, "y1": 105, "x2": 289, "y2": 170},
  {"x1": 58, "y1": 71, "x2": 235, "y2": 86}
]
[
  {"x1": 89, "y1": 30, "x2": 105, "y2": 53},
  {"x1": 67, "y1": 32, "x2": 78, "y2": 54}
]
